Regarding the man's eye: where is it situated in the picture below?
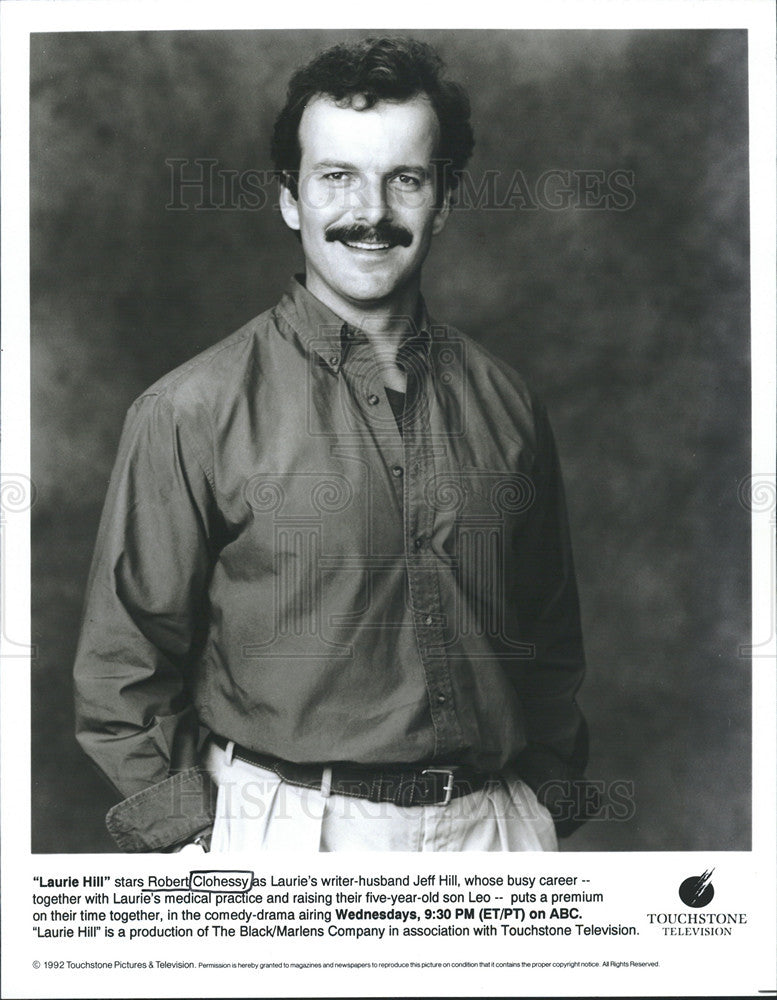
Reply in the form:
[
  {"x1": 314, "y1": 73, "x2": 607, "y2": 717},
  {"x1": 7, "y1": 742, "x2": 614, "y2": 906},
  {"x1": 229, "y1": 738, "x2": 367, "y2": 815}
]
[
  {"x1": 394, "y1": 174, "x2": 421, "y2": 188},
  {"x1": 323, "y1": 171, "x2": 350, "y2": 182}
]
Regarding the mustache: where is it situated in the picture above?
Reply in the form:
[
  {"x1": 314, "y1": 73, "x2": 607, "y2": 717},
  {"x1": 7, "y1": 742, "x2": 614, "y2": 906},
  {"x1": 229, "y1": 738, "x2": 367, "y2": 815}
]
[{"x1": 325, "y1": 222, "x2": 413, "y2": 247}]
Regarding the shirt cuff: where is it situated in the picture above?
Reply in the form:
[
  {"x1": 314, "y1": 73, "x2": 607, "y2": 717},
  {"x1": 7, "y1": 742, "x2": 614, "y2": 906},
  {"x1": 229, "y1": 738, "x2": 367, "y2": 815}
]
[{"x1": 105, "y1": 767, "x2": 217, "y2": 852}]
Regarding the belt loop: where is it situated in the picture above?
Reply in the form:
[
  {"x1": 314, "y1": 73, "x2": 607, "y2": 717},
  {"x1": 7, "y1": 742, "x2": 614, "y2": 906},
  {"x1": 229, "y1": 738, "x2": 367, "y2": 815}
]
[
  {"x1": 320, "y1": 766, "x2": 333, "y2": 798},
  {"x1": 224, "y1": 740, "x2": 235, "y2": 766}
]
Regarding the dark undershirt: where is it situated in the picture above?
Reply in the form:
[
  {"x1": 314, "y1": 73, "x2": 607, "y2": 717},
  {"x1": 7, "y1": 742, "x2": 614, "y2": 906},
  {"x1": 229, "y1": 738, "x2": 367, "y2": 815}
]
[{"x1": 384, "y1": 386, "x2": 405, "y2": 436}]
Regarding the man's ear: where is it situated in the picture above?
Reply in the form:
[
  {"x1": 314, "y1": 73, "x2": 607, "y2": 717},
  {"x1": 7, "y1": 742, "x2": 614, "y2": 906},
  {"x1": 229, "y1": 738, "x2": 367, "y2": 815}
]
[
  {"x1": 431, "y1": 188, "x2": 452, "y2": 236},
  {"x1": 279, "y1": 179, "x2": 301, "y2": 232}
]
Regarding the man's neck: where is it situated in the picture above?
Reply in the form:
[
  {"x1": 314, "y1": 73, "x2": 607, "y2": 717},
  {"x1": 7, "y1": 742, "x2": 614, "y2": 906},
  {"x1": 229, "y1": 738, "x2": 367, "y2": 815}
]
[{"x1": 303, "y1": 273, "x2": 422, "y2": 393}]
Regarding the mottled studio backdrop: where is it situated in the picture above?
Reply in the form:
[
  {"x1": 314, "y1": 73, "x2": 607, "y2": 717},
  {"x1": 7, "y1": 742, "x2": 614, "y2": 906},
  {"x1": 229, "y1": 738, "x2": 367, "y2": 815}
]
[{"x1": 30, "y1": 29, "x2": 750, "y2": 852}]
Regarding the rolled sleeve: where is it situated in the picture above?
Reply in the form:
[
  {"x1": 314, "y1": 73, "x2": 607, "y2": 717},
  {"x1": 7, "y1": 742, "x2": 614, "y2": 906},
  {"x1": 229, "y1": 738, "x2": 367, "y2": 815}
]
[{"x1": 105, "y1": 766, "x2": 216, "y2": 852}]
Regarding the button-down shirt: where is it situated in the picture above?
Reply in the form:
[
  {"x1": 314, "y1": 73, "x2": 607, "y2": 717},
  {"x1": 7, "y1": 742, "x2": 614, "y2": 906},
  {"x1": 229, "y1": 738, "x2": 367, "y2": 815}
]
[{"x1": 74, "y1": 278, "x2": 588, "y2": 851}]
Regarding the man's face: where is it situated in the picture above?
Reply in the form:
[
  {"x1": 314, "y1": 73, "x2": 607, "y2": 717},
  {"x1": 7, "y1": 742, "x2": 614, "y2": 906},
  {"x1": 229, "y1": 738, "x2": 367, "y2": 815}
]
[{"x1": 280, "y1": 94, "x2": 449, "y2": 313}]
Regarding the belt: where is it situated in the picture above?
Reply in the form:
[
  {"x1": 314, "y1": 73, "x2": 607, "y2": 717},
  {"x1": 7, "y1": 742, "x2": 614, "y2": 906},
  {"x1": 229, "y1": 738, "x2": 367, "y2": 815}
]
[{"x1": 211, "y1": 735, "x2": 492, "y2": 807}]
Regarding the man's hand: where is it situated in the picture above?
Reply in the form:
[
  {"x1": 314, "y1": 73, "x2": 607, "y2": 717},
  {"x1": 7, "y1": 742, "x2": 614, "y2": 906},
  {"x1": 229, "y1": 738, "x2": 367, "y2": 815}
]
[{"x1": 169, "y1": 827, "x2": 213, "y2": 853}]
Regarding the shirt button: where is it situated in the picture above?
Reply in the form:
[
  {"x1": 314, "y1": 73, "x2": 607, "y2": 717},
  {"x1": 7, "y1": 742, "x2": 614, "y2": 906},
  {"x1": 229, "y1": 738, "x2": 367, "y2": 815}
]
[
  {"x1": 436, "y1": 693, "x2": 447, "y2": 705},
  {"x1": 329, "y1": 355, "x2": 340, "y2": 367},
  {"x1": 414, "y1": 536, "x2": 425, "y2": 550},
  {"x1": 391, "y1": 465, "x2": 403, "y2": 478},
  {"x1": 424, "y1": 615, "x2": 433, "y2": 626},
  {"x1": 367, "y1": 393, "x2": 380, "y2": 406}
]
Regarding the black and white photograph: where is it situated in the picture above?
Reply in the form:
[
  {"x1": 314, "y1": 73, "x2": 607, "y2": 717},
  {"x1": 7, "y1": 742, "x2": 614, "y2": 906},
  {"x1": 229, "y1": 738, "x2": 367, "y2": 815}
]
[
  {"x1": 2, "y1": 3, "x2": 775, "y2": 998},
  {"x1": 31, "y1": 27, "x2": 751, "y2": 855}
]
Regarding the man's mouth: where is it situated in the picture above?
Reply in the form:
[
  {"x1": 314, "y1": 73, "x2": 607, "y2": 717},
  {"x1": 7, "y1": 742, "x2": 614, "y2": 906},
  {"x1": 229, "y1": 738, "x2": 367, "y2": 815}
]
[
  {"x1": 325, "y1": 224, "x2": 412, "y2": 250},
  {"x1": 341, "y1": 239, "x2": 393, "y2": 251}
]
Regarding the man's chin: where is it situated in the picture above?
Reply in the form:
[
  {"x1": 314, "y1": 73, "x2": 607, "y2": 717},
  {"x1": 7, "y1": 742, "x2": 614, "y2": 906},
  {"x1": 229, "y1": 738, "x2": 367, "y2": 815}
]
[
  {"x1": 334, "y1": 276, "x2": 408, "y2": 306},
  {"x1": 323, "y1": 265, "x2": 408, "y2": 304}
]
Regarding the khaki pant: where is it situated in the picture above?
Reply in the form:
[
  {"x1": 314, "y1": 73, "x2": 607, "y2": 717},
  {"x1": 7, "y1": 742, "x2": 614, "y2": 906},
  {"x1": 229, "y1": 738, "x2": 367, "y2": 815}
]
[{"x1": 203, "y1": 739, "x2": 558, "y2": 853}]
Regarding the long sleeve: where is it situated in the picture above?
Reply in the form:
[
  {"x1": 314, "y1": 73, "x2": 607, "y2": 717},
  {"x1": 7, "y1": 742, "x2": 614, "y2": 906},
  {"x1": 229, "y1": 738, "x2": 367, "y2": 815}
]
[
  {"x1": 510, "y1": 400, "x2": 594, "y2": 834},
  {"x1": 74, "y1": 392, "x2": 218, "y2": 851}
]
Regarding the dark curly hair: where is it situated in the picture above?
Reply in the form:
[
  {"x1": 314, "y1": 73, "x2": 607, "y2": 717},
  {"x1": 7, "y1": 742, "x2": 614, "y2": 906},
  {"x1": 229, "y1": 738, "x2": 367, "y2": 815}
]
[{"x1": 271, "y1": 36, "x2": 474, "y2": 200}]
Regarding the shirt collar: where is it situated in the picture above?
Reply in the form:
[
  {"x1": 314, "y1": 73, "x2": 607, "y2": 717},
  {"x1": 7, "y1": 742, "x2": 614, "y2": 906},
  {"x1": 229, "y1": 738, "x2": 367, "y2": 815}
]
[{"x1": 277, "y1": 275, "x2": 431, "y2": 376}]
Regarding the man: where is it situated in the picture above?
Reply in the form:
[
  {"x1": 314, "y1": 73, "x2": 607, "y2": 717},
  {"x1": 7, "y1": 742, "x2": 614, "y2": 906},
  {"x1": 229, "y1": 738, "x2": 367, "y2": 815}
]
[{"x1": 74, "y1": 36, "x2": 590, "y2": 853}]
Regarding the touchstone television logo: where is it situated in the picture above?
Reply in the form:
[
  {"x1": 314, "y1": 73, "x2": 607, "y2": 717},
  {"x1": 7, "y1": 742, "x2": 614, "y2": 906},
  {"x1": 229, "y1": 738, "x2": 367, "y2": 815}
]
[
  {"x1": 678, "y1": 869, "x2": 715, "y2": 908},
  {"x1": 646, "y1": 868, "x2": 747, "y2": 937}
]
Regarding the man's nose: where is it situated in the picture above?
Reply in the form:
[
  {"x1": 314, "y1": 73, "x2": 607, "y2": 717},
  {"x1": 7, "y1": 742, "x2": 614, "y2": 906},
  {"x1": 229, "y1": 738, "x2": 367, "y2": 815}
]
[{"x1": 352, "y1": 175, "x2": 391, "y2": 225}]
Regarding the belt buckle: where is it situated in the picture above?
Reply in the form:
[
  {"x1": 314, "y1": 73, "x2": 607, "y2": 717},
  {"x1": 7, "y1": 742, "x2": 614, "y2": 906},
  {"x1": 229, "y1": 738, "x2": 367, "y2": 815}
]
[{"x1": 421, "y1": 767, "x2": 456, "y2": 806}]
